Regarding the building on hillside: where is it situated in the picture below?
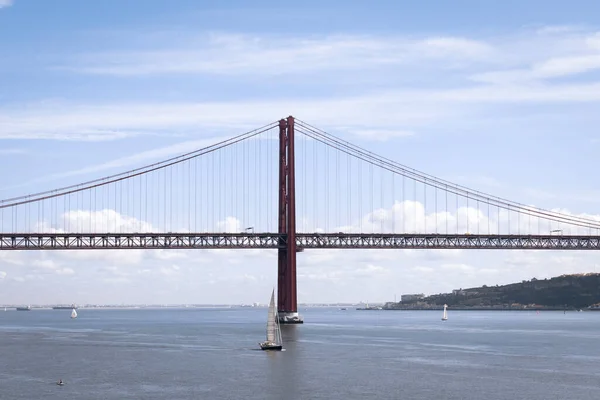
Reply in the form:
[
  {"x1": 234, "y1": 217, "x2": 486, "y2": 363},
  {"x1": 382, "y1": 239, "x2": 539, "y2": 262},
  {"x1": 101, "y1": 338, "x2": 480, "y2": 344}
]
[{"x1": 401, "y1": 294, "x2": 425, "y2": 302}]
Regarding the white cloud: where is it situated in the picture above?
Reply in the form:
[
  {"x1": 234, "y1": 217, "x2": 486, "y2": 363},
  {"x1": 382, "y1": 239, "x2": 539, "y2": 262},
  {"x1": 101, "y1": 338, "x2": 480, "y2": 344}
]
[
  {"x1": 355, "y1": 264, "x2": 390, "y2": 276},
  {"x1": 0, "y1": 271, "x2": 6, "y2": 279},
  {"x1": 152, "y1": 250, "x2": 189, "y2": 261},
  {"x1": 51, "y1": 136, "x2": 229, "y2": 179},
  {"x1": 321, "y1": 199, "x2": 600, "y2": 236},
  {"x1": 0, "y1": 98, "x2": 439, "y2": 144},
  {"x1": 60, "y1": 28, "x2": 600, "y2": 92},
  {"x1": 440, "y1": 263, "x2": 475, "y2": 272},
  {"x1": 588, "y1": 33, "x2": 600, "y2": 50},
  {"x1": 216, "y1": 217, "x2": 242, "y2": 233},
  {"x1": 417, "y1": 37, "x2": 495, "y2": 62},
  {"x1": 0, "y1": 252, "x2": 25, "y2": 266},
  {"x1": 23, "y1": 258, "x2": 77, "y2": 276},
  {"x1": 2, "y1": 28, "x2": 600, "y2": 145},
  {"x1": 533, "y1": 55, "x2": 600, "y2": 79},
  {"x1": 0, "y1": 99, "x2": 281, "y2": 143},
  {"x1": 468, "y1": 28, "x2": 600, "y2": 84},
  {"x1": 99, "y1": 265, "x2": 130, "y2": 277},
  {"x1": 0, "y1": 148, "x2": 26, "y2": 155},
  {"x1": 57, "y1": 249, "x2": 145, "y2": 266},
  {"x1": 340, "y1": 128, "x2": 415, "y2": 141},
  {"x1": 416, "y1": 82, "x2": 600, "y2": 103},
  {"x1": 473, "y1": 56, "x2": 600, "y2": 84},
  {"x1": 534, "y1": 25, "x2": 586, "y2": 35},
  {"x1": 0, "y1": 0, "x2": 13, "y2": 9},
  {"x1": 33, "y1": 209, "x2": 155, "y2": 235},
  {"x1": 66, "y1": 33, "x2": 495, "y2": 76},
  {"x1": 56, "y1": 267, "x2": 75, "y2": 275},
  {"x1": 2, "y1": 77, "x2": 600, "y2": 147},
  {"x1": 413, "y1": 266, "x2": 435, "y2": 274},
  {"x1": 0, "y1": 121, "x2": 149, "y2": 141},
  {"x1": 32, "y1": 259, "x2": 58, "y2": 270},
  {"x1": 447, "y1": 175, "x2": 503, "y2": 189},
  {"x1": 158, "y1": 264, "x2": 180, "y2": 277}
]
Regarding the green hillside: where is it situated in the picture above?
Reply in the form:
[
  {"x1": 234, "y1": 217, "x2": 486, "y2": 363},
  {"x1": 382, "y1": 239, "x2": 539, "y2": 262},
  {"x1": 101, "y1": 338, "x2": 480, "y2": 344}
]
[{"x1": 386, "y1": 273, "x2": 600, "y2": 310}]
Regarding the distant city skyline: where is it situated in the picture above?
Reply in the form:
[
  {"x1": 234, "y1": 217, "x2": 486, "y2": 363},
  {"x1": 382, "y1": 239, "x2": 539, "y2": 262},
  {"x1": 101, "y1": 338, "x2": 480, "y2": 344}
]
[{"x1": 2, "y1": 0, "x2": 600, "y2": 304}]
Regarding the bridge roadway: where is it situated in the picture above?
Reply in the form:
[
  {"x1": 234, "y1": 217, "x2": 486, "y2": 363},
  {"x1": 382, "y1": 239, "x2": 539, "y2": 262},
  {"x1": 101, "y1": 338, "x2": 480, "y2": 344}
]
[{"x1": 1, "y1": 232, "x2": 600, "y2": 250}]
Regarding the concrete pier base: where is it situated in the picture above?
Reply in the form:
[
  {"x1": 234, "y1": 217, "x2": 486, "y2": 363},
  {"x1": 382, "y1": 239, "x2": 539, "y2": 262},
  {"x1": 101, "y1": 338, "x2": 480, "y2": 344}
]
[{"x1": 278, "y1": 311, "x2": 304, "y2": 324}]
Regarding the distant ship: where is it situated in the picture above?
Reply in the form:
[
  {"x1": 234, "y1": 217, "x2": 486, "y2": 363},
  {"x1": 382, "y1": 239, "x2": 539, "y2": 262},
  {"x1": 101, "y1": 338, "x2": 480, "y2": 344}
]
[
  {"x1": 16, "y1": 305, "x2": 31, "y2": 311},
  {"x1": 53, "y1": 304, "x2": 78, "y2": 310}
]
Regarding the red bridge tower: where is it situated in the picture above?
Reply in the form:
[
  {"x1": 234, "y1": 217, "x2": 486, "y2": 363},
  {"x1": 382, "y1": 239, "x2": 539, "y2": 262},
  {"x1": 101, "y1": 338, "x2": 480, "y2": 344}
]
[{"x1": 277, "y1": 116, "x2": 303, "y2": 324}]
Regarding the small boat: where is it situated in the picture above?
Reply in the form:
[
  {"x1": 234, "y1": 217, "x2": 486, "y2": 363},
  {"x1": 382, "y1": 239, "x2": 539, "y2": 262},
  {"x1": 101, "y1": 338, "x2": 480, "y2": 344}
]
[
  {"x1": 70, "y1": 308, "x2": 78, "y2": 319},
  {"x1": 259, "y1": 289, "x2": 283, "y2": 351},
  {"x1": 16, "y1": 305, "x2": 31, "y2": 311},
  {"x1": 56, "y1": 380, "x2": 65, "y2": 386},
  {"x1": 441, "y1": 304, "x2": 448, "y2": 321}
]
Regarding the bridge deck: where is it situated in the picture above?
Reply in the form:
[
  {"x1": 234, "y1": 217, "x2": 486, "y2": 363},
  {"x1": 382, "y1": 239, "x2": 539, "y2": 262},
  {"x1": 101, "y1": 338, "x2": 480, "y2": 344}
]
[{"x1": 1, "y1": 233, "x2": 600, "y2": 250}]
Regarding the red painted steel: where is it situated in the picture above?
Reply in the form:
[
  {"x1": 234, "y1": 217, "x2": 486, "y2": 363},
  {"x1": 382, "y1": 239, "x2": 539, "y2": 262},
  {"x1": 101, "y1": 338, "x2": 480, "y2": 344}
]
[
  {"x1": 277, "y1": 119, "x2": 288, "y2": 312},
  {"x1": 286, "y1": 116, "x2": 298, "y2": 313},
  {"x1": 277, "y1": 116, "x2": 298, "y2": 314}
]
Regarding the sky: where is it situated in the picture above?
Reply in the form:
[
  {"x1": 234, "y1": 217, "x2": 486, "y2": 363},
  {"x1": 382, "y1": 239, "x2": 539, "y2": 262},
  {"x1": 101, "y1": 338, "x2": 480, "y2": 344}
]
[{"x1": 2, "y1": 0, "x2": 600, "y2": 305}]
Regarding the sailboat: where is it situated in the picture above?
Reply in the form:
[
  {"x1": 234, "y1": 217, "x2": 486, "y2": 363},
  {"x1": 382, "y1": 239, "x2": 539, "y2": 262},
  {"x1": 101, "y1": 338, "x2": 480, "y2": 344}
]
[
  {"x1": 259, "y1": 289, "x2": 283, "y2": 351},
  {"x1": 70, "y1": 308, "x2": 78, "y2": 319},
  {"x1": 441, "y1": 304, "x2": 448, "y2": 321}
]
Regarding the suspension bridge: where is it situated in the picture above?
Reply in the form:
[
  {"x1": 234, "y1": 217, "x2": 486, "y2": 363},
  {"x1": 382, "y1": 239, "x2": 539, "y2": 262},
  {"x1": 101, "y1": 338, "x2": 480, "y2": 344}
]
[{"x1": 1, "y1": 116, "x2": 600, "y2": 323}]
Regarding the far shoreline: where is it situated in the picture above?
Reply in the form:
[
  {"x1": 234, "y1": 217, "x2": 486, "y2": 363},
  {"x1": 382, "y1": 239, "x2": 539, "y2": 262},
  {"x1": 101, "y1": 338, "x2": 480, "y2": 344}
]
[{"x1": 366, "y1": 307, "x2": 596, "y2": 311}]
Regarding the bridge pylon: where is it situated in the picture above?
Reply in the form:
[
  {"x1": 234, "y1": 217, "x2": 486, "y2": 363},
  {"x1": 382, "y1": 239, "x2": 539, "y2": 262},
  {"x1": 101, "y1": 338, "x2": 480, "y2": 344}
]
[{"x1": 277, "y1": 116, "x2": 303, "y2": 324}]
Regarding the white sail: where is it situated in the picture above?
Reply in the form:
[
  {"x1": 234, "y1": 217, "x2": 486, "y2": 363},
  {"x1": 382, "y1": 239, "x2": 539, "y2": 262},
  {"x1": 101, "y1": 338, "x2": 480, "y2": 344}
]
[
  {"x1": 71, "y1": 308, "x2": 78, "y2": 319},
  {"x1": 266, "y1": 289, "x2": 277, "y2": 343},
  {"x1": 275, "y1": 304, "x2": 282, "y2": 345},
  {"x1": 442, "y1": 304, "x2": 448, "y2": 320}
]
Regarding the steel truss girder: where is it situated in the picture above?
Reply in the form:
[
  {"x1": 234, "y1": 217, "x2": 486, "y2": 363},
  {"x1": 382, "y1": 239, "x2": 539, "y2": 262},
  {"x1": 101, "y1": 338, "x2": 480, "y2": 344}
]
[
  {"x1": 0, "y1": 233, "x2": 281, "y2": 250},
  {"x1": 1, "y1": 233, "x2": 600, "y2": 250},
  {"x1": 295, "y1": 233, "x2": 600, "y2": 250}
]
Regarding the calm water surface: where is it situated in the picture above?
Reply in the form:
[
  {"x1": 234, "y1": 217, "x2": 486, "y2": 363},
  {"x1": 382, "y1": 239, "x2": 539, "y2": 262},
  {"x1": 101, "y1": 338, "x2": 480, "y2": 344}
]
[{"x1": 1, "y1": 308, "x2": 599, "y2": 399}]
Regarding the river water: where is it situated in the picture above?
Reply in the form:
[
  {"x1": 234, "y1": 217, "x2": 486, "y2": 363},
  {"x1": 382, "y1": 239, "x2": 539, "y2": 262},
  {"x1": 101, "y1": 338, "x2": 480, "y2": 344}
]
[{"x1": 0, "y1": 307, "x2": 599, "y2": 399}]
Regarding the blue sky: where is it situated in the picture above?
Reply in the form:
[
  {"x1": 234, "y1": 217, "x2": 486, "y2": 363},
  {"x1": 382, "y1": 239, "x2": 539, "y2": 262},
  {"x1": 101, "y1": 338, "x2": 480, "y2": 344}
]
[{"x1": 1, "y1": 0, "x2": 600, "y2": 305}]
